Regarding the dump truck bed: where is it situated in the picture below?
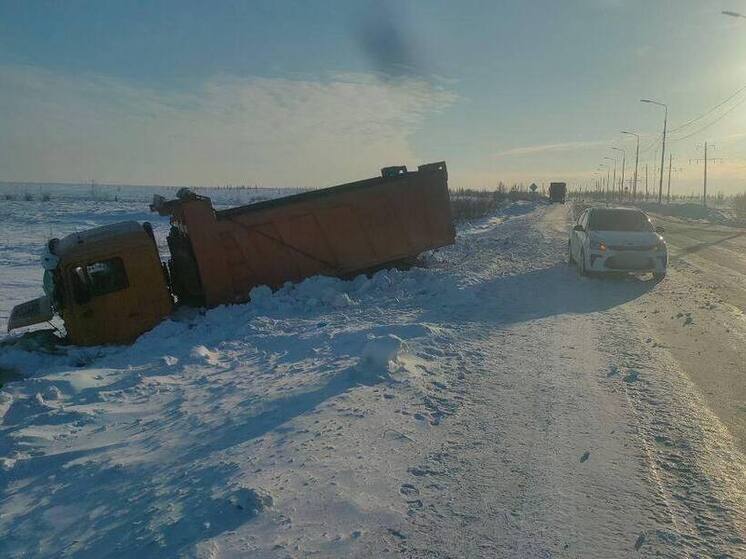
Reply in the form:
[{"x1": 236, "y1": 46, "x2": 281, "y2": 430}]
[
  {"x1": 549, "y1": 182, "x2": 567, "y2": 203},
  {"x1": 154, "y1": 162, "x2": 455, "y2": 307}
]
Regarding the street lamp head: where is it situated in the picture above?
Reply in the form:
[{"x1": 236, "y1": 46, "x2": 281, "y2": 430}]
[
  {"x1": 641, "y1": 98, "x2": 666, "y2": 108},
  {"x1": 621, "y1": 130, "x2": 639, "y2": 137},
  {"x1": 722, "y1": 10, "x2": 746, "y2": 18}
]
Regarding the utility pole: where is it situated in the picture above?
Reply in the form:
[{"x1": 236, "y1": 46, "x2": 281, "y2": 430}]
[
  {"x1": 644, "y1": 164, "x2": 649, "y2": 200},
  {"x1": 690, "y1": 142, "x2": 722, "y2": 207},
  {"x1": 622, "y1": 131, "x2": 640, "y2": 200},
  {"x1": 604, "y1": 165, "x2": 611, "y2": 196},
  {"x1": 704, "y1": 142, "x2": 708, "y2": 207},
  {"x1": 611, "y1": 147, "x2": 625, "y2": 201},
  {"x1": 660, "y1": 109, "x2": 667, "y2": 204},
  {"x1": 641, "y1": 99, "x2": 668, "y2": 205},
  {"x1": 666, "y1": 153, "x2": 672, "y2": 204}
]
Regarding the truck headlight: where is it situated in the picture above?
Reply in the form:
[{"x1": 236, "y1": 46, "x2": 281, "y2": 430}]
[
  {"x1": 590, "y1": 239, "x2": 607, "y2": 252},
  {"x1": 656, "y1": 239, "x2": 667, "y2": 251}
]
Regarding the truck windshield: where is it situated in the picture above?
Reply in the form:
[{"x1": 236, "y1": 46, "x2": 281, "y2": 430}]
[{"x1": 588, "y1": 210, "x2": 654, "y2": 232}]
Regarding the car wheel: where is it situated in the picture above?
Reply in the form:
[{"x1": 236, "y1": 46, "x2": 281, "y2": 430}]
[{"x1": 567, "y1": 241, "x2": 574, "y2": 265}]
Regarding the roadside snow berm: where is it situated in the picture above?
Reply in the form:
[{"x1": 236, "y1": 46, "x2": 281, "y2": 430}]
[{"x1": 7, "y1": 163, "x2": 455, "y2": 345}]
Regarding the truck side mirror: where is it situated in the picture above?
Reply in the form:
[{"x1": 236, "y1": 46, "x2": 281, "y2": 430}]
[
  {"x1": 573, "y1": 224, "x2": 584, "y2": 232},
  {"x1": 655, "y1": 226, "x2": 665, "y2": 234}
]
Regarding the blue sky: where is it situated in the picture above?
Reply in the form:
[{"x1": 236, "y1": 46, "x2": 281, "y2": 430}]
[{"x1": 2, "y1": 0, "x2": 746, "y2": 193}]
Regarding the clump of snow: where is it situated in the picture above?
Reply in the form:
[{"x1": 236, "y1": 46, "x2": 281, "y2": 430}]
[
  {"x1": 190, "y1": 345, "x2": 222, "y2": 367},
  {"x1": 43, "y1": 385, "x2": 62, "y2": 400},
  {"x1": 163, "y1": 355, "x2": 179, "y2": 367},
  {"x1": 228, "y1": 487, "x2": 273, "y2": 516},
  {"x1": 248, "y1": 285, "x2": 273, "y2": 306},
  {"x1": 360, "y1": 334, "x2": 406, "y2": 370},
  {"x1": 0, "y1": 390, "x2": 12, "y2": 420}
]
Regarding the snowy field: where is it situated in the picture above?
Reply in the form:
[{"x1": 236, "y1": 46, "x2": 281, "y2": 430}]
[{"x1": 1, "y1": 198, "x2": 744, "y2": 558}]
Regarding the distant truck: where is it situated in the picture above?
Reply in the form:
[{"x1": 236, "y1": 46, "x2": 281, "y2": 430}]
[
  {"x1": 8, "y1": 162, "x2": 455, "y2": 345},
  {"x1": 549, "y1": 182, "x2": 567, "y2": 203}
]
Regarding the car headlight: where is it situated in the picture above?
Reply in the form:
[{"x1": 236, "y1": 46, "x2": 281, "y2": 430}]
[
  {"x1": 590, "y1": 239, "x2": 607, "y2": 252},
  {"x1": 656, "y1": 239, "x2": 667, "y2": 251}
]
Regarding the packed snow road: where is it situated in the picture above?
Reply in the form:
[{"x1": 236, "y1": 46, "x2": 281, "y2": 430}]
[
  {"x1": 642, "y1": 213, "x2": 746, "y2": 451},
  {"x1": 1, "y1": 202, "x2": 744, "y2": 558}
]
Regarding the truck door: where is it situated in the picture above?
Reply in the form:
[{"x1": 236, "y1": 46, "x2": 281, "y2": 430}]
[{"x1": 64, "y1": 256, "x2": 134, "y2": 345}]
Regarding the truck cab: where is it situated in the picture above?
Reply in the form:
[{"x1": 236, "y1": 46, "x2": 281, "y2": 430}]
[{"x1": 8, "y1": 222, "x2": 172, "y2": 345}]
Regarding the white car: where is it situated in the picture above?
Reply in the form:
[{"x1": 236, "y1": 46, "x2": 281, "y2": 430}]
[{"x1": 568, "y1": 207, "x2": 667, "y2": 280}]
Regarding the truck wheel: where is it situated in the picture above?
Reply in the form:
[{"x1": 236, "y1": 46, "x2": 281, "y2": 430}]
[
  {"x1": 653, "y1": 271, "x2": 666, "y2": 282},
  {"x1": 567, "y1": 241, "x2": 574, "y2": 265}
]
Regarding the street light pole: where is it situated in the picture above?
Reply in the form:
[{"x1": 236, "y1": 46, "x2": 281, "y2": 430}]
[
  {"x1": 604, "y1": 156, "x2": 616, "y2": 202},
  {"x1": 611, "y1": 147, "x2": 626, "y2": 201},
  {"x1": 641, "y1": 99, "x2": 667, "y2": 204},
  {"x1": 667, "y1": 153, "x2": 673, "y2": 204},
  {"x1": 621, "y1": 131, "x2": 639, "y2": 200},
  {"x1": 599, "y1": 163, "x2": 610, "y2": 197}
]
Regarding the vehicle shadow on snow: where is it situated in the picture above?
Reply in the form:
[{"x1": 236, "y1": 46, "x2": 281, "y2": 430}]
[
  {"x1": 196, "y1": 363, "x2": 389, "y2": 456},
  {"x1": 439, "y1": 262, "x2": 655, "y2": 327},
  {"x1": 0, "y1": 362, "x2": 389, "y2": 558},
  {"x1": 0, "y1": 457, "x2": 270, "y2": 558}
]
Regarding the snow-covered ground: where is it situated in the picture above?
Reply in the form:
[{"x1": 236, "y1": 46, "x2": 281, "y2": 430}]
[{"x1": 1, "y1": 200, "x2": 744, "y2": 558}]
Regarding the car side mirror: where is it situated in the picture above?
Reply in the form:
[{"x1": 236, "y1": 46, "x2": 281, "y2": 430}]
[
  {"x1": 655, "y1": 226, "x2": 664, "y2": 234},
  {"x1": 573, "y1": 224, "x2": 584, "y2": 232}
]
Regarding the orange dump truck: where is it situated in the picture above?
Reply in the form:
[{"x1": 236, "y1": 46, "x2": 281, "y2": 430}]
[{"x1": 7, "y1": 162, "x2": 455, "y2": 345}]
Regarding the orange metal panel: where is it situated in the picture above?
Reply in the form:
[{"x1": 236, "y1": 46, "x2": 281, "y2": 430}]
[{"x1": 156, "y1": 162, "x2": 455, "y2": 307}]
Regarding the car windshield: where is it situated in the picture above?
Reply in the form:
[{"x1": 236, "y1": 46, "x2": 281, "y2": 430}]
[{"x1": 588, "y1": 210, "x2": 653, "y2": 232}]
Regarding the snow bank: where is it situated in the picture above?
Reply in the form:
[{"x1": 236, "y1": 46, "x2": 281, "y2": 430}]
[
  {"x1": 0, "y1": 199, "x2": 546, "y2": 378},
  {"x1": 638, "y1": 201, "x2": 732, "y2": 224}
]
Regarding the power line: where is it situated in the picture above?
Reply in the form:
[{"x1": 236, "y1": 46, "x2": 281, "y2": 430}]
[
  {"x1": 670, "y1": 93, "x2": 746, "y2": 141},
  {"x1": 668, "y1": 82, "x2": 746, "y2": 133},
  {"x1": 638, "y1": 132, "x2": 662, "y2": 155}
]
